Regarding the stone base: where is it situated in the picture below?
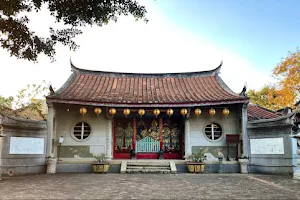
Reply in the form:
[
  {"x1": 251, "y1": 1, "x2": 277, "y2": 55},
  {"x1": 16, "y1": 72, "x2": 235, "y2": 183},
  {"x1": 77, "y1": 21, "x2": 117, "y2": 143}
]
[
  {"x1": 293, "y1": 169, "x2": 300, "y2": 180},
  {"x1": 239, "y1": 159, "x2": 249, "y2": 174},
  {"x1": 46, "y1": 158, "x2": 57, "y2": 174}
]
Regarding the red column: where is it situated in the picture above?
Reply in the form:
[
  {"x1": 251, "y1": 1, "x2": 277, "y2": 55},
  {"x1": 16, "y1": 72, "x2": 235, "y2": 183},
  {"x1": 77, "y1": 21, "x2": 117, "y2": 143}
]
[
  {"x1": 133, "y1": 117, "x2": 137, "y2": 150},
  {"x1": 159, "y1": 118, "x2": 163, "y2": 150}
]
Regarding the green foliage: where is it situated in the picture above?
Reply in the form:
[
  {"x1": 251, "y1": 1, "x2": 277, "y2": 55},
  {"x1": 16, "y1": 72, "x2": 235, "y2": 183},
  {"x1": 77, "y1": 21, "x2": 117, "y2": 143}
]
[
  {"x1": 0, "y1": 0, "x2": 147, "y2": 62},
  {"x1": 93, "y1": 153, "x2": 108, "y2": 163},
  {"x1": 0, "y1": 81, "x2": 50, "y2": 116},
  {"x1": 14, "y1": 80, "x2": 49, "y2": 110},
  {"x1": 188, "y1": 147, "x2": 208, "y2": 163},
  {"x1": 0, "y1": 95, "x2": 14, "y2": 108}
]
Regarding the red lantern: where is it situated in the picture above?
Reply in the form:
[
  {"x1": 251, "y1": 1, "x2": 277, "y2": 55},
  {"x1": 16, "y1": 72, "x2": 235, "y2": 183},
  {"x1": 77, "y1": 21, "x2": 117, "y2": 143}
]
[
  {"x1": 138, "y1": 109, "x2": 145, "y2": 118},
  {"x1": 123, "y1": 108, "x2": 130, "y2": 117},
  {"x1": 80, "y1": 107, "x2": 87, "y2": 115},
  {"x1": 166, "y1": 108, "x2": 174, "y2": 118},
  {"x1": 153, "y1": 109, "x2": 160, "y2": 117},
  {"x1": 109, "y1": 108, "x2": 116, "y2": 116},
  {"x1": 223, "y1": 108, "x2": 230, "y2": 116},
  {"x1": 180, "y1": 108, "x2": 188, "y2": 116},
  {"x1": 94, "y1": 108, "x2": 102, "y2": 116},
  {"x1": 209, "y1": 108, "x2": 216, "y2": 116},
  {"x1": 194, "y1": 108, "x2": 201, "y2": 116}
]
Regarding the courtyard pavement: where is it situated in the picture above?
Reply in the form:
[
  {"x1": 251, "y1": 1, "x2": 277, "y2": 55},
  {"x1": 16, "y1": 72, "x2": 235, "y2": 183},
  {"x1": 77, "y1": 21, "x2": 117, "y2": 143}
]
[{"x1": 0, "y1": 173, "x2": 300, "y2": 199}]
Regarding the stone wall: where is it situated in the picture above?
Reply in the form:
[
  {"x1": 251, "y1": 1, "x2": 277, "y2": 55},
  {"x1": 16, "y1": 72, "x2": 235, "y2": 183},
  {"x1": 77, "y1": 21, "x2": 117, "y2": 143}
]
[
  {"x1": 0, "y1": 112, "x2": 47, "y2": 176},
  {"x1": 247, "y1": 114, "x2": 297, "y2": 174}
]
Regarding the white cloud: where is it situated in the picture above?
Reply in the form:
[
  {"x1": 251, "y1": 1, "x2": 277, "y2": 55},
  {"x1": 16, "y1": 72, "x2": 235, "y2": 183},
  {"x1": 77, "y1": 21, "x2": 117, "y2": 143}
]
[{"x1": 0, "y1": 1, "x2": 272, "y2": 98}]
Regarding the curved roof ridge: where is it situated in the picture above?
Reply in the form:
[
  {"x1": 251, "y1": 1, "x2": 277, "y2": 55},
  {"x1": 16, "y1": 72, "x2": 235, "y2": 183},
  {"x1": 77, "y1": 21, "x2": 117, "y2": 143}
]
[
  {"x1": 70, "y1": 59, "x2": 223, "y2": 78},
  {"x1": 215, "y1": 74, "x2": 245, "y2": 98}
]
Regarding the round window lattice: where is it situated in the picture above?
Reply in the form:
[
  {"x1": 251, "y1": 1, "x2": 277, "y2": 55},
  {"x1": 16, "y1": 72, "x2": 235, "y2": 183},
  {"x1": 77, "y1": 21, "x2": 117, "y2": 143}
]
[
  {"x1": 204, "y1": 123, "x2": 222, "y2": 141},
  {"x1": 73, "y1": 122, "x2": 91, "y2": 140}
]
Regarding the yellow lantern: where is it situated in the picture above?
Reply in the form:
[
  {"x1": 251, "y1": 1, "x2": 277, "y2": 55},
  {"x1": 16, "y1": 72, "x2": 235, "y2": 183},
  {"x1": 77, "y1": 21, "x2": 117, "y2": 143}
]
[
  {"x1": 194, "y1": 108, "x2": 202, "y2": 116},
  {"x1": 166, "y1": 108, "x2": 174, "y2": 118},
  {"x1": 79, "y1": 107, "x2": 87, "y2": 115},
  {"x1": 94, "y1": 107, "x2": 102, "y2": 116},
  {"x1": 138, "y1": 109, "x2": 145, "y2": 118},
  {"x1": 153, "y1": 109, "x2": 160, "y2": 117},
  {"x1": 109, "y1": 108, "x2": 116, "y2": 116},
  {"x1": 223, "y1": 108, "x2": 230, "y2": 116},
  {"x1": 209, "y1": 108, "x2": 216, "y2": 116},
  {"x1": 123, "y1": 108, "x2": 130, "y2": 117},
  {"x1": 180, "y1": 108, "x2": 188, "y2": 116}
]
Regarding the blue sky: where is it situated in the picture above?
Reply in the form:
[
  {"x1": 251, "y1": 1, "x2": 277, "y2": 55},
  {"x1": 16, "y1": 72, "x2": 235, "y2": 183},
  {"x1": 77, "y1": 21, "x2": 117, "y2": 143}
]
[
  {"x1": 1, "y1": 0, "x2": 299, "y2": 97},
  {"x1": 151, "y1": 0, "x2": 300, "y2": 73}
]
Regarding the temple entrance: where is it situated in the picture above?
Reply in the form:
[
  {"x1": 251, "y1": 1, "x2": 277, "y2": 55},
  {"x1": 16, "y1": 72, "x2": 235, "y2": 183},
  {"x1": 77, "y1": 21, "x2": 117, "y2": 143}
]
[{"x1": 113, "y1": 117, "x2": 183, "y2": 159}]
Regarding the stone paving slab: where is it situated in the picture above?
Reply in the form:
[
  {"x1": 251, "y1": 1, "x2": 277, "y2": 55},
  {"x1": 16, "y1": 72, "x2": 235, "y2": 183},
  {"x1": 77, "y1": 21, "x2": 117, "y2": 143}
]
[{"x1": 0, "y1": 173, "x2": 300, "y2": 199}]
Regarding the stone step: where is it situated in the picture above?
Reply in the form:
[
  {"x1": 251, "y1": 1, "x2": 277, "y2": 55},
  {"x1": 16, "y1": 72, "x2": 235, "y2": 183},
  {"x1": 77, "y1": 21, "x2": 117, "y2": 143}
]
[
  {"x1": 126, "y1": 169, "x2": 171, "y2": 174},
  {"x1": 127, "y1": 162, "x2": 170, "y2": 166},
  {"x1": 127, "y1": 166, "x2": 171, "y2": 170}
]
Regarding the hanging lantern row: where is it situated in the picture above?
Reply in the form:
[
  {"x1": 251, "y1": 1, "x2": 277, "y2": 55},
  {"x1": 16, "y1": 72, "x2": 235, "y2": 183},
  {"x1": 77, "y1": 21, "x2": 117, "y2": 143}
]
[{"x1": 79, "y1": 107, "x2": 230, "y2": 117}]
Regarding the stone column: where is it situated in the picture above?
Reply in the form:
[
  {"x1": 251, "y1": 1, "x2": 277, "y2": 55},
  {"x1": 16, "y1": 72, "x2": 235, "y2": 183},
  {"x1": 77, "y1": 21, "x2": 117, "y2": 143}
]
[
  {"x1": 106, "y1": 119, "x2": 113, "y2": 160},
  {"x1": 184, "y1": 119, "x2": 191, "y2": 159},
  {"x1": 293, "y1": 148, "x2": 300, "y2": 180},
  {"x1": 241, "y1": 103, "x2": 249, "y2": 157},
  {"x1": 0, "y1": 131, "x2": 3, "y2": 180},
  {"x1": 46, "y1": 103, "x2": 56, "y2": 157}
]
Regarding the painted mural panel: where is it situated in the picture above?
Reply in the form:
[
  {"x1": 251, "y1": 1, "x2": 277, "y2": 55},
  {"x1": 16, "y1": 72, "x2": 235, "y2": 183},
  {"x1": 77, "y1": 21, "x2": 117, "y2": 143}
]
[
  {"x1": 115, "y1": 118, "x2": 133, "y2": 152},
  {"x1": 162, "y1": 118, "x2": 181, "y2": 153}
]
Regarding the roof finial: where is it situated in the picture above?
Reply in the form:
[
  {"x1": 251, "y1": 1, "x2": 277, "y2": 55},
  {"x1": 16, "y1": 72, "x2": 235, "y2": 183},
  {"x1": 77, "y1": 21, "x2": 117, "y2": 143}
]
[
  {"x1": 212, "y1": 60, "x2": 222, "y2": 75},
  {"x1": 70, "y1": 57, "x2": 78, "y2": 72},
  {"x1": 239, "y1": 82, "x2": 247, "y2": 97}
]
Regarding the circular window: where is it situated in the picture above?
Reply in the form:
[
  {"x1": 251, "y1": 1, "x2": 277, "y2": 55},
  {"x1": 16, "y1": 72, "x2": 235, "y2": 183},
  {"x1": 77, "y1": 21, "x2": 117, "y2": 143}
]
[
  {"x1": 204, "y1": 123, "x2": 222, "y2": 141},
  {"x1": 73, "y1": 122, "x2": 91, "y2": 140}
]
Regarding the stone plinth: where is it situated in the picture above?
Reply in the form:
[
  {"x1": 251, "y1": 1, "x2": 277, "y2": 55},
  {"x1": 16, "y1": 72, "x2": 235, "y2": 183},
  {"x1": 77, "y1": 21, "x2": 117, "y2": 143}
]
[
  {"x1": 46, "y1": 158, "x2": 57, "y2": 174},
  {"x1": 239, "y1": 159, "x2": 249, "y2": 174}
]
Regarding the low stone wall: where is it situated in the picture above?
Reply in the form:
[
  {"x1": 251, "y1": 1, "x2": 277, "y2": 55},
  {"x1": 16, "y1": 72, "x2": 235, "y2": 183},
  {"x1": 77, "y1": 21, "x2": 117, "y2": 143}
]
[
  {"x1": 0, "y1": 112, "x2": 47, "y2": 176},
  {"x1": 247, "y1": 115, "x2": 297, "y2": 175}
]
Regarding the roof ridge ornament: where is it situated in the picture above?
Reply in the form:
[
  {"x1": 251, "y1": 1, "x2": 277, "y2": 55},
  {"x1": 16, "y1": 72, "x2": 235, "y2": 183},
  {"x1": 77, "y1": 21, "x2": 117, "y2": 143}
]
[
  {"x1": 212, "y1": 60, "x2": 222, "y2": 76},
  {"x1": 70, "y1": 57, "x2": 79, "y2": 73}
]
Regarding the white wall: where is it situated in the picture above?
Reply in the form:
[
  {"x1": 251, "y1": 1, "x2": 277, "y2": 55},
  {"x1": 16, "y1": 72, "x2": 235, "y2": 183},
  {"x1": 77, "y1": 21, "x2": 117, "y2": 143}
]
[
  {"x1": 189, "y1": 109, "x2": 239, "y2": 147},
  {"x1": 55, "y1": 105, "x2": 108, "y2": 158}
]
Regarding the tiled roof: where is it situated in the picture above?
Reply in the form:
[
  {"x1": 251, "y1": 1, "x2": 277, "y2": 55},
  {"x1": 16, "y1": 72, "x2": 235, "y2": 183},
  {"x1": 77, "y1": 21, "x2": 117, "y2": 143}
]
[
  {"x1": 247, "y1": 104, "x2": 282, "y2": 121},
  {"x1": 47, "y1": 62, "x2": 248, "y2": 107}
]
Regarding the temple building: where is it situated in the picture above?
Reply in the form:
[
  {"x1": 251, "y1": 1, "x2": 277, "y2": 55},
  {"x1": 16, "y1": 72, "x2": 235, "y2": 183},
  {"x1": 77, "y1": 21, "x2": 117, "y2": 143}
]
[{"x1": 46, "y1": 62, "x2": 249, "y2": 172}]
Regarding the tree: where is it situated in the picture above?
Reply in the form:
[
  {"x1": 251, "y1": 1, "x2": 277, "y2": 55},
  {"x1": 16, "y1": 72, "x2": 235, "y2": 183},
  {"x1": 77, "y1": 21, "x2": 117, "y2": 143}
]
[
  {"x1": 0, "y1": 81, "x2": 49, "y2": 114},
  {"x1": 0, "y1": 0, "x2": 147, "y2": 62},
  {"x1": 273, "y1": 48, "x2": 300, "y2": 98},
  {"x1": 0, "y1": 95, "x2": 14, "y2": 108},
  {"x1": 248, "y1": 86, "x2": 295, "y2": 110},
  {"x1": 248, "y1": 48, "x2": 300, "y2": 110},
  {"x1": 14, "y1": 81, "x2": 50, "y2": 113}
]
